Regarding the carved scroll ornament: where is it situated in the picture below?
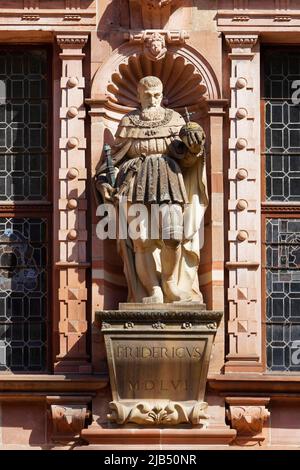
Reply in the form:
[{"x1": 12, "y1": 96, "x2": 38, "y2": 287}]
[{"x1": 108, "y1": 400, "x2": 209, "y2": 426}]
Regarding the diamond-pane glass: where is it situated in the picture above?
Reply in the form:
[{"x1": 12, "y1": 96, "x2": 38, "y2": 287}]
[
  {"x1": 0, "y1": 49, "x2": 48, "y2": 201},
  {"x1": 264, "y1": 51, "x2": 300, "y2": 201},
  {"x1": 266, "y1": 218, "x2": 300, "y2": 371},
  {"x1": 0, "y1": 218, "x2": 48, "y2": 371}
]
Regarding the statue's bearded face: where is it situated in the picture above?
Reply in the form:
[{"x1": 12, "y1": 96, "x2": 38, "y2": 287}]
[{"x1": 139, "y1": 85, "x2": 163, "y2": 110}]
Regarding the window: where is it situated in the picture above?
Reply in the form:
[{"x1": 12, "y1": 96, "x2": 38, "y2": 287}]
[
  {"x1": 262, "y1": 49, "x2": 300, "y2": 372},
  {"x1": 0, "y1": 47, "x2": 51, "y2": 372}
]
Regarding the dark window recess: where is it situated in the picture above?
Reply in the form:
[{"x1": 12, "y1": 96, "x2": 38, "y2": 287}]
[
  {"x1": 263, "y1": 50, "x2": 300, "y2": 372},
  {"x1": 0, "y1": 48, "x2": 50, "y2": 372}
]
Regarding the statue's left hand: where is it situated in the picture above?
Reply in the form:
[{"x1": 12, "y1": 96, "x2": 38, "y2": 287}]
[
  {"x1": 179, "y1": 122, "x2": 205, "y2": 155},
  {"x1": 181, "y1": 129, "x2": 203, "y2": 154}
]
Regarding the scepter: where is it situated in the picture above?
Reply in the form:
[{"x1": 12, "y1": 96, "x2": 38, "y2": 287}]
[{"x1": 104, "y1": 143, "x2": 116, "y2": 187}]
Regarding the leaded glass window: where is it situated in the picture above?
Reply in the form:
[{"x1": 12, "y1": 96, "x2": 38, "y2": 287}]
[
  {"x1": 0, "y1": 218, "x2": 48, "y2": 371},
  {"x1": 264, "y1": 51, "x2": 300, "y2": 202},
  {"x1": 263, "y1": 49, "x2": 300, "y2": 372},
  {"x1": 0, "y1": 47, "x2": 50, "y2": 372},
  {"x1": 266, "y1": 218, "x2": 300, "y2": 371},
  {"x1": 0, "y1": 49, "x2": 48, "y2": 201}
]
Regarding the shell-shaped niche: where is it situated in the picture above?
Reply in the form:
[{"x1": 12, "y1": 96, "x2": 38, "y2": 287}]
[{"x1": 106, "y1": 53, "x2": 208, "y2": 114}]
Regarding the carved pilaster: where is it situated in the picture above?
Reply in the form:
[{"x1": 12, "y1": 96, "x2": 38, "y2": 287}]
[
  {"x1": 55, "y1": 35, "x2": 91, "y2": 374},
  {"x1": 226, "y1": 398, "x2": 270, "y2": 446},
  {"x1": 47, "y1": 396, "x2": 91, "y2": 442},
  {"x1": 225, "y1": 35, "x2": 261, "y2": 371}
]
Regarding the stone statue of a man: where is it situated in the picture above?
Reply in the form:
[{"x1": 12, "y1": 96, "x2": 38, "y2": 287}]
[{"x1": 95, "y1": 76, "x2": 208, "y2": 304}]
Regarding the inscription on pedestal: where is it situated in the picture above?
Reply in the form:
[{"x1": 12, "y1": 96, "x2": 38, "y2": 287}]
[
  {"x1": 113, "y1": 338, "x2": 207, "y2": 401},
  {"x1": 97, "y1": 309, "x2": 222, "y2": 426}
]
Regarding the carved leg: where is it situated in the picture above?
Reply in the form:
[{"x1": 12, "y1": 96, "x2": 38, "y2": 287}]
[
  {"x1": 133, "y1": 240, "x2": 163, "y2": 304},
  {"x1": 161, "y1": 240, "x2": 192, "y2": 302}
]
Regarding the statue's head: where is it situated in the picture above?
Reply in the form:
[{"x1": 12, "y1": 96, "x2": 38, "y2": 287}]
[{"x1": 137, "y1": 76, "x2": 163, "y2": 110}]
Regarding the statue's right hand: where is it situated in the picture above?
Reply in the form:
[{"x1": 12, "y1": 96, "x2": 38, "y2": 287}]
[{"x1": 96, "y1": 181, "x2": 115, "y2": 202}]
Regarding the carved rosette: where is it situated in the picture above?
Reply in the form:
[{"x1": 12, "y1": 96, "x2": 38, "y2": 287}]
[{"x1": 108, "y1": 400, "x2": 209, "y2": 427}]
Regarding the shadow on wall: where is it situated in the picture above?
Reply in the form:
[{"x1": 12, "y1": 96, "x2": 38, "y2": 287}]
[{"x1": 93, "y1": 126, "x2": 128, "y2": 311}]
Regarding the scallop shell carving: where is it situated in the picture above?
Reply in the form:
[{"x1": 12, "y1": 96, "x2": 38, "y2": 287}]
[{"x1": 106, "y1": 53, "x2": 208, "y2": 113}]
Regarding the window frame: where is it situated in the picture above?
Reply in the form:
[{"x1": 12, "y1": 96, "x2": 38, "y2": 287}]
[
  {"x1": 0, "y1": 44, "x2": 53, "y2": 373},
  {"x1": 261, "y1": 46, "x2": 300, "y2": 373}
]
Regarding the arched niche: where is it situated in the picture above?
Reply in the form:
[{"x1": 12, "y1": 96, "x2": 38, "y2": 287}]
[
  {"x1": 88, "y1": 42, "x2": 221, "y2": 177},
  {"x1": 88, "y1": 42, "x2": 223, "y2": 309},
  {"x1": 90, "y1": 42, "x2": 220, "y2": 120}
]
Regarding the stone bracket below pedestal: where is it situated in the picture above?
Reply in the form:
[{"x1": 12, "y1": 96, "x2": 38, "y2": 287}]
[
  {"x1": 226, "y1": 397, "x2": 270, "y2": 446},
  {"x1": 108, "y1": 400, "x2": 209, "y2": 426}
]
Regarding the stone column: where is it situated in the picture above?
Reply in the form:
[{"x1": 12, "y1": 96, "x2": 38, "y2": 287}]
[
  {"x1": 204, "y1": 100, "x2": 227, "y2": 312},
  {"x1": 225, "y1": 35, "x2": 261, "y2": 372},
  {"x1": 55, "y1": 34, "x2": 91, "y2": 374}
]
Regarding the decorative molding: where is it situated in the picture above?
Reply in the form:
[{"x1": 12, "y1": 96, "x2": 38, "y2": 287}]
[
  {"x1": 64, "y1": 14, "x2": 81, "y2": 21},
  {"x1": 152, "y1": 321, "x2": 165, "y2": 329},
  {"x1": 226, "y1": 36, "x2": 258, "y2": 49},
  {"x1": 232, "y1": 16, "x2": 250, "y2": 22},
  {"x1": 22, "y1": 14, "x2": 40, "y2": 21},
  {"x1": 274, "y1": 16, "x2": 291, "y2": 22},
  {"x1": 56, "y1": 36, "x2": 88, "y2": 47},
  {"x1": 96, "y1": 310, "x2": 223, "y2": 325},
  {"x1": 108, "y1": 400, "x2": 209, "y2": 426},
  {"x1": 126, "y1": 29, "x2": 189, "y2": 44},
  {"x1": 226, "y1": 398, "x2": 270, "y2": 443},
  {"x1": 48, "y1": 397, "x2": 91, "y2": 442}
]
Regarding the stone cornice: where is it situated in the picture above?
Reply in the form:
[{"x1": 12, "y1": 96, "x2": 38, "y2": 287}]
[
  {"x1": 96, "y1": 310, "x2": 223, "y2": 324},
  {"x1": 0, "y1": 375, "x2": 107, "y2": 396}
]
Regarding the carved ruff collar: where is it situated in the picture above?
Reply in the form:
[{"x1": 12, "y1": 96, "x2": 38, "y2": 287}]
[{"x1": 128, "y1": 108, "x2": 173, "y2": 128}]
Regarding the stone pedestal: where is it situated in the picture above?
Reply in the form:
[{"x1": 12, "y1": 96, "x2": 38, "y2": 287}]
[{"x1": 81, "y1": 305, "x2": 236, "y2": 447}]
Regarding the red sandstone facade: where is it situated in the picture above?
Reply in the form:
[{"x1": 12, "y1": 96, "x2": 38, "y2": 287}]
[{"x1": 0, "y1": 0, "x2": 300, "y2": 449}]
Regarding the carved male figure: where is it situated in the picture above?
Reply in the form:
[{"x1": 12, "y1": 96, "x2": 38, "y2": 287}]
[{"x1": 96, "y1": 76, "x2": 208, "y2": 304}]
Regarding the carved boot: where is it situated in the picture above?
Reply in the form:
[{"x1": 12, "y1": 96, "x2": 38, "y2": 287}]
[
  {"x1": 162, "y1": 277, "x2": 192, "y2": 302},
  {"x1": 142, "y1": 286, "x2": 164, "y2": 304}
]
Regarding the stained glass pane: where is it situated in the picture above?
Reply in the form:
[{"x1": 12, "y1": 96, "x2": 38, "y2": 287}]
[
  {"x1": 0, "y1": 218, "x2": 47, "y2": 371},
  {"x1": 0, "y1": 49, "x2": 48, "y2": 201},
  {"x1": 266, "y1": 218, "x2": 300, "y2": 371},
  {"x1": 264, "y1": 51, "x2": 300, "y2": 201}
]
